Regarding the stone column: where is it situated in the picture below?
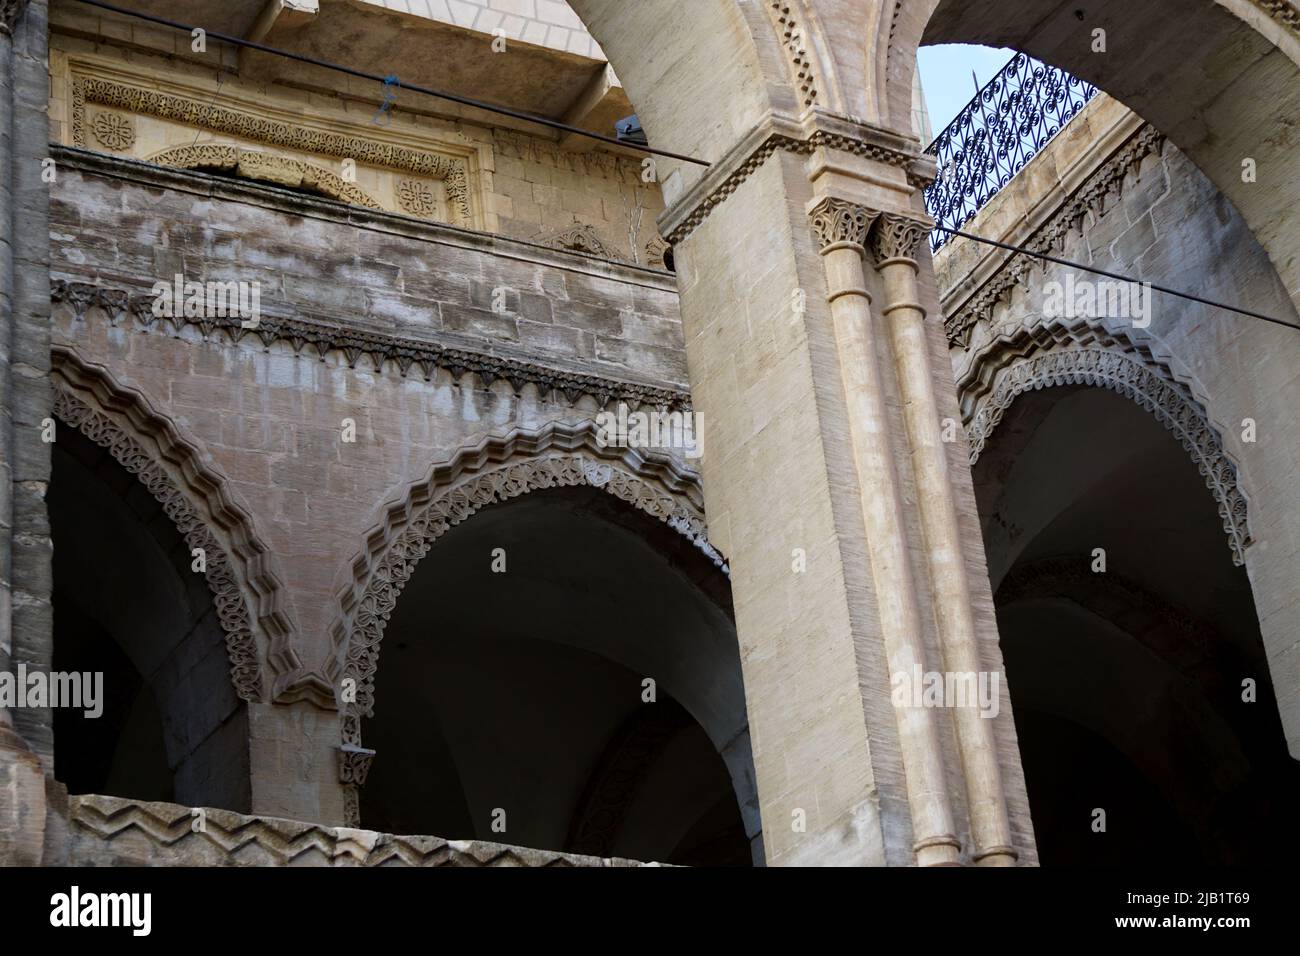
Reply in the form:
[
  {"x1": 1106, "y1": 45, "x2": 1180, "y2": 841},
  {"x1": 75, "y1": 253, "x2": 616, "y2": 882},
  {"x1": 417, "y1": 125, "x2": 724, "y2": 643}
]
[
  {"x1": 870, "y1": 213, "x2": 1016, "y2": 865},
  {"x1": 808, "y1": 198, "x2": 960, "y2": 867},
  {"x1": 0, "y1": 0, "x2": 51, "y2": 867}
]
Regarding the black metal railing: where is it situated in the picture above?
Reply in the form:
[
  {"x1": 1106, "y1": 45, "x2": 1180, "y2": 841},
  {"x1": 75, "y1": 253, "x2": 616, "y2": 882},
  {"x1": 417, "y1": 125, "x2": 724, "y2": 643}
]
[{"x1": 923, "y1": 52, "x2": 1098, "y2": 250}]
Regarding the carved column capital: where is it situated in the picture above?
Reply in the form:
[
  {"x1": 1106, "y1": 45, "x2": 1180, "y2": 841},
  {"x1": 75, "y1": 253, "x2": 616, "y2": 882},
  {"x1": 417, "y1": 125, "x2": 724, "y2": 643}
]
[
  {"x1": 869, "y1": 212, "x2": 932, "y2": 264},
  {"x1": 809, "y1": 197, "x2": 880, "y2": 252},
  {"x1": 338, "y1": 744, "x2": 376, "y2": 786}
]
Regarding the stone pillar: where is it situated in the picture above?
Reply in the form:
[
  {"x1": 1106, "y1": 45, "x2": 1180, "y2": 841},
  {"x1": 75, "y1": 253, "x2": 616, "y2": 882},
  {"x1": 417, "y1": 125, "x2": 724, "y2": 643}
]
[
  {"x1": 653, "y1": 100, "x2": 1035, "y2": 864},
  {"x1": 871, "y1": 212, "x2": 1017, "y2": 866},
  {"x1": 808, "y1": 198, "x2": 960, "y2": 866},
  {"x1": 0, "y1": 0, "x2": 52, "y2": 866}
]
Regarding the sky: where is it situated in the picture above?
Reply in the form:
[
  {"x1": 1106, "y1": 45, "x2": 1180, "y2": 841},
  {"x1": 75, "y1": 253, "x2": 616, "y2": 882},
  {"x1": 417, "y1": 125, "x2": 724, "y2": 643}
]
[{"x1": 916, "y1": 44, "x2": 1016, "y2": 144}]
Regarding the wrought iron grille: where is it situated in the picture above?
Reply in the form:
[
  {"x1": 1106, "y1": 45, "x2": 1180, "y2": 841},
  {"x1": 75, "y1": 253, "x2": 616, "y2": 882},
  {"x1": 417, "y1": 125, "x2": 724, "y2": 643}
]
[{"x1": 923, "y1": 52, "x2": 1098, "y2": 250}]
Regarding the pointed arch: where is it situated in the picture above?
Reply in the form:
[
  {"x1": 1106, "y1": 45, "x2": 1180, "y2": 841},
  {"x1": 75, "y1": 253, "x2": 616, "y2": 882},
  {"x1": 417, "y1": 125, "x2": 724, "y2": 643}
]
[
  {"x1": 50, "y1": 347, "x2": 300, "y2": 701},
  {"x1": 325, "y1": 420, "x2": 728, "y2": 746},
  {"x1": 958, "y1": 332, "x2": 1251, "y2": 565}
]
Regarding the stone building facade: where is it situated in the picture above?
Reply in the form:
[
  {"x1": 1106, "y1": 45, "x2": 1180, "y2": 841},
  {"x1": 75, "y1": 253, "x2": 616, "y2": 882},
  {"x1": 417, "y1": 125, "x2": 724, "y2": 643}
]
[{"x1": 1, "y1": 0, "x2": 1297, "y2": 867}]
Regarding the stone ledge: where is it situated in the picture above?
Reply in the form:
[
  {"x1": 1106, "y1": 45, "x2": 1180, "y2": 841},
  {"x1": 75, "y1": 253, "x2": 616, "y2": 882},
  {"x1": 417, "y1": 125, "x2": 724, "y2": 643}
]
[
  {"x1": 65, "y1": 793, "x2": 662, "y2": 866},
  {"x1": 50, "y1": 145, "x2": 678, "y2": 291},
  {"x1": 50, "y1": 278, "x2": 692, "y2": 413}
]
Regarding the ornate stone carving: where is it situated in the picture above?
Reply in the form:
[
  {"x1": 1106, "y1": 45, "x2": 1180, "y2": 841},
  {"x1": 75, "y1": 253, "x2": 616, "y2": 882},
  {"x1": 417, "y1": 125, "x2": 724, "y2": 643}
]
[
  {"x1": 765, "y1": 1, "x2": 819, "y2": 108},
  {"x1": 965, "y1": 345, "x2": 1251, "y2": 565},
  {"x1": 70, "y1": 73, "x2": 473, "y2": 224},
  {"x1": 540, "y1": 223, "x2": 624, "y2": 261},
  {"x1": 90, "y1": 111, "x2": 134, "y2": 151},
  {"x1": 943, "y1": 124, "x2": 1166, "y2": 347},
  {"x1": 49, "y1": 346, "x2": 302, "y2": 701},
  {"x1": 1251, "y1": 0, "x2": 1300, "y2": 34},
  {"x1": 51, "y1": 278, "x2": 690, "y2": 415},
  {"x1": 665, "y1": 128, "x2": 920, "y2": 245},
  {"x1": 645, "y1": 236, "x2": 672, "y2": 270},
  {"x1": 493, "y1": 128, "x2": 649, "y2": 184},
  {"x1": 329, "y1": 421, "x2": 727, "y2": 749},
  {"x1": 338, "y1": 746, "x2": 376, "y2": 786},
  {"x1": 808, "y1": 198, "x2": 877, "y2": 250},
  {"x1": 870, "y1": 212, "x2": 931, "y2": 262},
  {"x1": 889, "y1": 0, "x2": 905, "y2": 41},
  {"x1": 338, "y1": 745, "x2": 376, "y2": 826},
  {"x1": 146, "y1": 144, "x2": 383, "y2": 210},
  {"x1": 396, "y1": 177, "x2": 437, "y2": 217},
  {"x1": 70, "y1": 794, "x2": 657, "y2": 866},
  {"x1": 52, "y1": 392, "x2": 266, "y2": 700}
]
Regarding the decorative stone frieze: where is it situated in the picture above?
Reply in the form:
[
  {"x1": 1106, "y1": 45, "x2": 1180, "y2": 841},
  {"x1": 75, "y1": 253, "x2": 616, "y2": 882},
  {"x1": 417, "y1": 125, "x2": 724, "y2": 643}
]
[
  {"x1": 492, "y1": 128, "x2": 650, "y2": 183},
  {"x1": 146, "y1": 144, "x2": 384, "y2": 209},
  {"x1": 90, "y1": 110, "x2": 134, "y2": 150},
  {"x1": 396, "y1": 177, "x2": 438, "y2": 217},
  {"x1": 1251, "y1": 0, "x2": 1300, "y2": 34},
  {"x1": 664, "y1": 123, "x2": 925, "y2": 246},
  {"x1": 540, "y1": 223, "x2": 624, "y2": 261},
  {"x1": 338, "y1": 745, "x2": 377, "y2": 826},
  {"x1": 70, "y1": 73, "x2": 473, "y2": 225},
  {"x1": 51, "y1": 279, "x2": 691, "y2": 414},
  {"x1": 942, "y1": 124, "x2": 1166, "y2": 347}
]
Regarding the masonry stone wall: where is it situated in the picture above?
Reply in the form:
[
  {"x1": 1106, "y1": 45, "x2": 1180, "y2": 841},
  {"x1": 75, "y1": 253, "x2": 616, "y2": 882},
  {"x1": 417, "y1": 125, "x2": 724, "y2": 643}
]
[
  {"x1": 47, "y1": 148, "x2": 688, "y2": 826},
  {"x1": 937, "y1": 93, "x2": 1300, "y2": 757},
  {"x1": 46, "y1": 16, "x2": 665, "y2": 266}
]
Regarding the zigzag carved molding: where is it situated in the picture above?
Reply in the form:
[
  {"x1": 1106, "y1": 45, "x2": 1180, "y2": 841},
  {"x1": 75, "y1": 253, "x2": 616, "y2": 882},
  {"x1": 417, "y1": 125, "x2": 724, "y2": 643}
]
[{"x1": 69, "y1": 794, "x2": 654, "y2": 867}]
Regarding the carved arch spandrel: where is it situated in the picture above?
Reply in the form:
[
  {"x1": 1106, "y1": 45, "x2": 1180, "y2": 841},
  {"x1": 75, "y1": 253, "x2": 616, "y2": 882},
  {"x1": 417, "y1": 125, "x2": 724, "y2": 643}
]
[
  {"x1": 50, "y1": 347, "x2": 302, "y2": 701},
  {"x1": 960, "y1": 336, "x2": 1252, "y2": 566},
  {"x1": 319, "y1": 420, "x2": 728, "y2": 748}
]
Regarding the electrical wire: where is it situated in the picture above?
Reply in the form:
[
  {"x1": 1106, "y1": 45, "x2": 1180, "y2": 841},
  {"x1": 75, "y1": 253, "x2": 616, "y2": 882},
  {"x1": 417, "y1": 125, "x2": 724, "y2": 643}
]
[
  {"x1": 66, "y1": 0, "x2": 1298, "y2": 332},
  {"x1": 933, "y1": 225, "x2": 1300, "y2": 332}
]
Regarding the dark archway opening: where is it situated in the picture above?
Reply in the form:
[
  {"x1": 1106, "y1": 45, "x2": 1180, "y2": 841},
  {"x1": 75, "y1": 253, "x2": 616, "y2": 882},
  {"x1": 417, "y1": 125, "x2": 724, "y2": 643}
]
[
  {"x1": 49, "y1": 419, "x2": 250, "y2": 810},
  {"x1": 361, "y1": 484, "x2": 756, "y2": 866},
  {"x1": 975, "y1": 386, "x2": 1300, "y2": 864}
]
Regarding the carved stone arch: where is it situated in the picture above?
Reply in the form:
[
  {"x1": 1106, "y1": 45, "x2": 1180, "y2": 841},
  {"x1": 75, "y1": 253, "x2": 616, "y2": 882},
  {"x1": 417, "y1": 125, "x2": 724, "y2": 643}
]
[
  {"x1": 328, "y1": 420, "x2": 728, "y2": 750},
  {"x1": 885, "y1": 0, "x2": 1300, "y2": 311},
  {"x1": 145, "y1": 144, "x2": 385, "y2": 211},
  {"x1": 761, "y1": 0, "x2": 829, "y2": 113},
  {"x1": 886, "y1": 0, "x2": 1300, "y2": 139},
  {"x1": 50, "y1": 347, "x2": 301, "y2": 701},
  {"x1": 961, "y1": 340, "x2": 1251, "y2": 566},
  {"x1": 564, "y1": 0, "x2": 785, "y2": 173}
]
